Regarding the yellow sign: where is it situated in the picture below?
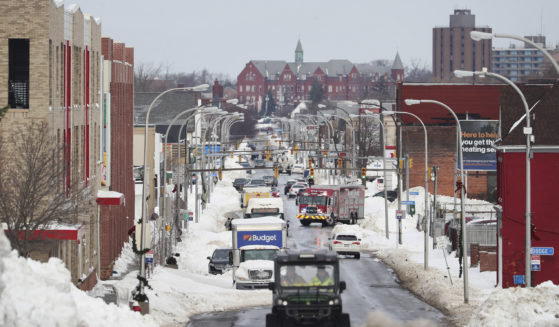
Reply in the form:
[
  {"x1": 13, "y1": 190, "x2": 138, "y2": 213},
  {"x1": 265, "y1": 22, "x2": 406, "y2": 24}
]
[{"x1": 165, "y1": 225, "x2": 172, "y2": 232}]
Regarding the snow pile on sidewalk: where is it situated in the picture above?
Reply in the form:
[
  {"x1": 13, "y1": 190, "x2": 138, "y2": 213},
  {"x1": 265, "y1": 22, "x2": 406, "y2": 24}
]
[
  {"x1": 0, "y1": 232, "x2": 157, "y2": 327},
  {"x1": 467, "y1": 281, "x2": 559, "y2": 327}
]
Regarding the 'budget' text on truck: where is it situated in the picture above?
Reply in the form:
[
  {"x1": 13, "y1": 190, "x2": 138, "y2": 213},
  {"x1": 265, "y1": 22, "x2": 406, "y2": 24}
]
[{"x1": 230, "y1": 217, "x2": 287, "y2": 289}]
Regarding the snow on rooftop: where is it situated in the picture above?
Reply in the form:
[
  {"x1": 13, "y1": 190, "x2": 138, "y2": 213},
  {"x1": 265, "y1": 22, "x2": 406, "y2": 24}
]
[
  {"x1": 232, "y1": 216, "x2": 285, "y2": 226},
  {"x1": 97, "y1": 190, "x2": 124, "y2": 198}
]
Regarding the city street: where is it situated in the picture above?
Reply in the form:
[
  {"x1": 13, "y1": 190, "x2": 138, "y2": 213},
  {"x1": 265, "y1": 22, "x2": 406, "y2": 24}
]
[{"x1": 187, "y1": 168, "x2": 448, "y2": 326}]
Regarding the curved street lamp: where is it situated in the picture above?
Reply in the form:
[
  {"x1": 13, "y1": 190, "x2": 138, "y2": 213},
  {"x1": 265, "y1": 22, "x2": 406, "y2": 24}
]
[
  {"x1": 405, "y1": 98, "x2": 469, "y2": 303},
  {"x1": 138, "y1": 83, "x2": 208, "y2": 304},
  {"x1": 383, "y1": 110, "x2": 429, "y2": 270},
  {"x1": 455, "y1": 68, "x2": 533, "y2": 287}
]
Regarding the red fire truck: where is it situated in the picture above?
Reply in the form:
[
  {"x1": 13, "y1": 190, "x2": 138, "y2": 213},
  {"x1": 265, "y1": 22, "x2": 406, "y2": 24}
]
[{"x1": 295, "y1": 185, "x2": 365, "y2": 226}]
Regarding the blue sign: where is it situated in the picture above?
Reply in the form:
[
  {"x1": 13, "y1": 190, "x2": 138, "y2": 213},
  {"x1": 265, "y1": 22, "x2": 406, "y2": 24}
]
[
  {"x1": 531, "y1": 247, "x2": 554, "y2": 255},
  {"x1": 531, "y1": 264, "x2": 541, "y2": 271},
  {"x1": 396, "y1": 211, "x2": 403, "y2": 220},
  {"x1": 402, "y1": 201, "x2": 415, "y2": 205},
  {"x1": 237, "y1": 230, "x2": 283, "y2": 248},
  {"x1": 513, "y1": 275, "x2": 525, "y2": 285},
  {"x1": 204, "y1": 145, "x2": 221, "y2": 154},
  {"x1": 145, "y1": 257, "x2": 153, "y2": 263},
  {"x1": 409, "y1": 192, "x2": 419, "y2": 195}
]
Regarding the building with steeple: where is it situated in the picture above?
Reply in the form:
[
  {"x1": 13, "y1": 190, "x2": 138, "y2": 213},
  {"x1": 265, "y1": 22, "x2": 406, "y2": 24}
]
[{"x1": 237, "y1": 39, "x2": 404, "y2": 111}]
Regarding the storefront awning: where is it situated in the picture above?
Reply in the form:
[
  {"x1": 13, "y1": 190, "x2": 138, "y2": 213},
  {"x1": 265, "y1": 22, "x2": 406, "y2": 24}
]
[{"x1": 97, "y1": 190, "x2": 124, "y2": 205}]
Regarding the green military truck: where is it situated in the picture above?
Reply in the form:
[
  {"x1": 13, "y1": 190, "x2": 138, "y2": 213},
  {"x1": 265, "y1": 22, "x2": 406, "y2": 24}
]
[{"x1": 266, "y1": 250, "x2": 350, "y2": 327}]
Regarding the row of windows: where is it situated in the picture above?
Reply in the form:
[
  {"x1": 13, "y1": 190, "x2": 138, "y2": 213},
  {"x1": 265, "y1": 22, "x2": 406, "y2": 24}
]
[
  {"x1": 493, "y1": 63, "x2": 541, "y2": 69},
  {"x1": 493, "y1": 56, "x2": 544, "y2": 62},
  {"x1": 494, "y1": 50, "x2": 544, "y2": 56}
]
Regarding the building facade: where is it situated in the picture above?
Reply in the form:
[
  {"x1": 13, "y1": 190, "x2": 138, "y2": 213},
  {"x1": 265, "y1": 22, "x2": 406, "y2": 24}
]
[
  {"x1": 237, "y1": 40, "x2": 404, "y2": 112},
  {"x1": 0, "y1": 0, "x2": 133, "y2": 289},
  {"x1": 433, "y1": 9, "x2": 492, "y2": 81},
  {"x1": 492, "y1": 35, "x2": 555, "y2": 82}
]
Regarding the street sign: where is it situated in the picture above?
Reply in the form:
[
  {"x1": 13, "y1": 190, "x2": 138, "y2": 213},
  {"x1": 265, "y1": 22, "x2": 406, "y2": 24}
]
[
  {"x1": 402, "y1": 200, "x2": 415, "y2": 205},
  {"x1": 145, "y1": 250, "x2": 154, "y2": 264},
  {"x1": 435, "y1": 236, "x2": 447, "y2": 249},
  {"x1": 396, "y1": 210, "x2": 403, "y2": 220},
  {"x1": 531, "y1": 264, "x2": 541, "y2": 271},
  {"x1": 410, "y1": 191, "x2": 419, "y2": 195},
  {"x1": 513, "y1": 275, "x2": 525, "y2": 285},
  {"x1": 188, "y1": 211, "x2": 194, "y2": 221},
  {"x1": 531, "y1": 247, "x2": 554, "y2": 255}
]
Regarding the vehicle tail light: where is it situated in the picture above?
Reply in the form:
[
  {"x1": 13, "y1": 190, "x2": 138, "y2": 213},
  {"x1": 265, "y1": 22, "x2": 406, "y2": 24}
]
[
  {"x1": 352, "y1": 242, "x2": 360, "y2": 245},
  {"x1": 333, "y1": 241, "x2": 341, "y2": 244},
  {"x1": 132, "y1": 304, "x2": 142, "y2": 312}
]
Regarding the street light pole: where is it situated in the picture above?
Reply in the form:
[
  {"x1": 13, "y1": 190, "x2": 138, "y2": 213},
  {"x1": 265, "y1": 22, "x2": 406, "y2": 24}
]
[
  {"x1": 383, "y1": 110, "x2": 429, "y2": 269},
  {"x1": 138, "y1": 84, "x2": 208, "y2": 306},
  {"x1": 455, "y1": 68, "x2": 533, "y2": 286},
  {"x1": 405, "y1": 98, "x2": 468, "y2": 303}
]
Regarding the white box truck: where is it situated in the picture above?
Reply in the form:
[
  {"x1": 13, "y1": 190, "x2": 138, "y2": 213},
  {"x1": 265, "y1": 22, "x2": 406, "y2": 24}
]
[
  {"x1": 231, "y1": 217, "x2": 287, "y2": 289},
  {"x1": 244, "y1": 197, "x2": 284, "y2": 219}
]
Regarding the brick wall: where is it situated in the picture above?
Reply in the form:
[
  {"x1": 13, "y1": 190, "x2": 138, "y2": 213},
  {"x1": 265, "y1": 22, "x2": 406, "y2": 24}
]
[{"x1": 401, "y1": 125, "x2": 492, "y2": 200}]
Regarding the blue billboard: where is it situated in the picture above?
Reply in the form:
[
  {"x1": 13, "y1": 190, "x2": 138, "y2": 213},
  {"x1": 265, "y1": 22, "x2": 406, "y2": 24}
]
[
  {"x1": 458, "y1": 120, "x2": 498, "y2": 171},
  {"x1": 237, "y1": 230, "x2": 283, "y2": 248},
  {"x1": 204, "y1": 144, "x2": 221, "y2": 154}
]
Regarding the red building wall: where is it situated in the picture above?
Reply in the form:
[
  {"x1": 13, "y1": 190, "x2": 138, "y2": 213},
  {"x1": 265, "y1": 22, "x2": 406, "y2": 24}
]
[
  {"x1": 99, "y1": 38, "x2": 135, "y2": 279},
  {"x1": 498, "y1": 151, "x2": 559, "y2": 287}
]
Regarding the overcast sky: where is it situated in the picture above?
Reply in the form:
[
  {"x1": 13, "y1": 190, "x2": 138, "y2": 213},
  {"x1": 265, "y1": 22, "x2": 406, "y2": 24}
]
[{"x1": 68, "y1": 0, "x2": 559, "y2": 79}]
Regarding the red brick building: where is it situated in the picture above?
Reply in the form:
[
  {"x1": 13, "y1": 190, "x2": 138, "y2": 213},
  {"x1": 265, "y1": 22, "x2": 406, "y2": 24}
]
[
  {"x1": 396, "y1": 83, "x2": 501, "y2": 200},
  {"x1": 496, "y1": 83, "x2": 558, "y2": 288},
  {"x1": 98, "y1": 38, "x2": 135, "y2": 280},
  {"x1": 237, "y1": 40, "x2": 404, "y2": 112}
]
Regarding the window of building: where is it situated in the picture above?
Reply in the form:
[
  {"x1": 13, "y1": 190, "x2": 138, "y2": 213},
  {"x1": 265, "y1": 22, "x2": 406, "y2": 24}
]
[
  {"x1": 239, "y1": 85, "x2": 243, "y2": 92},
  {"x1": 328, "y1": 85, "x2": 332, "y2": 92},
  {"x1": 8, "y1": 39, "x2": 30, "y2": 109},
  {"x1": 251, "y1": 85, "x2": 255, "y2": 92}
]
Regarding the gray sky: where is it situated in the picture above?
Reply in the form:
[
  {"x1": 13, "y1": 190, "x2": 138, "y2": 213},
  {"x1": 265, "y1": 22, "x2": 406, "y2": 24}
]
[{"x1": 68, "y1": 0, "x2": 559, "y2": 79}]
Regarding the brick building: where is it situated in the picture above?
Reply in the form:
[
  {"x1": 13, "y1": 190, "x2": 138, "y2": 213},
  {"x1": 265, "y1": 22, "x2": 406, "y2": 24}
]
[
  {"x1": 396, "y1": 83, "x2": 501, "y2": 200},
  {"x1": 0, "y1": 0, "x2": 134, "y2": 289},
  {"x1": 97, "y1": 37, "x2": 135, "y2": 280},
  {"x1": 237, "y1": 40, "x2": 404, "y2": 112},
  {"x1": 433, "y1": 9, "x2": 492, "y2": 81}
]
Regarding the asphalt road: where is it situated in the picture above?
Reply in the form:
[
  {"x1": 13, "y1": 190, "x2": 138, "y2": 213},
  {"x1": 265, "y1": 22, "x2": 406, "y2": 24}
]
[{"x1": 188, "y1": 156, "x2": 449, "y2": 327}]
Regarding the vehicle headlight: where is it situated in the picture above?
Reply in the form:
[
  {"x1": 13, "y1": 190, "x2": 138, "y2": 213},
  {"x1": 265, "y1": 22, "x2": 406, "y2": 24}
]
[
  {"x1": 334, "y1": 298, "x2": 340, "y2": 305},
  {"x1": 277, "y1": 299, "x2": 283, "y2": 305},
  {"x1": 282, "y1": 300, "x2": 288, "y2": 306},
  {"x1": 328, "y1": 300, "x2": 334, "y2": 305}
]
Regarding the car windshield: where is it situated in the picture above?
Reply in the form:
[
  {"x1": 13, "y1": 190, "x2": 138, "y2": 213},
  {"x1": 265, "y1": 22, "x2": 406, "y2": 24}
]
[
  {"x1": 213, "y1": 249, "x2": 231, "y2": 260},
  {"x1": 299, "y1": 196, "x2": 328, "y2": 206},
  {"x1": 234, "y1": 178, "x2": 247, "y2": 184},
  {"x1": 279, "y1": 265, "x2": 334, "y2": 293},
  {"x1": 241, "y1": 249, "x2": 277, "y2": 261},
  {"x1": 250, "y1": 179, "x2": 265, "y2": 185}
]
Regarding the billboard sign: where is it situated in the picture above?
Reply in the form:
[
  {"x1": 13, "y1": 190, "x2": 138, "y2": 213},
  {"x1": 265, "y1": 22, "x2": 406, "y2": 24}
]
[{"x1": 459, "y1": 120, "x2": 498, "y2": 171}]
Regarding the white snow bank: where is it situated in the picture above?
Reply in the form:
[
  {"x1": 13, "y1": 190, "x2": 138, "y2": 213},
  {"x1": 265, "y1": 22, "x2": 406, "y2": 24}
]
[
  {"x1": 0, "y1": 232, "x2": 157, "y2": 327},
  {"x1": 467, "y1": 281, "x2": 559, "y2": 327},
  {"x1": 362, "y1": 310, "x2": 439, "y2": 327}
]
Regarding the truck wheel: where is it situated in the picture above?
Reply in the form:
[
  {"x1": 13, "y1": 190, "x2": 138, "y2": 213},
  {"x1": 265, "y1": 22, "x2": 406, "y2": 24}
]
[
  {"x1": 335, "y1": 313, "x2": 351, "y2": 327},
  {"x1": 354, "y1": 253, "x2": 360, "y2": 259},
  {"x1": 300, "y1": 220, "x2": 311, "y2": 226}
]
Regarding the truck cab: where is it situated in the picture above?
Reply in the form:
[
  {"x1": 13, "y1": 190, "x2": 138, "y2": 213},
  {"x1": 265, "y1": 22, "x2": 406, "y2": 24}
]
[{"x1": 266, "y1": 250, "x2": 350, "y2": 327}]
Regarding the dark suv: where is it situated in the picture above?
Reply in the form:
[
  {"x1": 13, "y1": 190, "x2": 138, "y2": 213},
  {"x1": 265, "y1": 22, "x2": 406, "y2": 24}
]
[
  {"x1": 207, "y1": 248, "x2": 233, "y2": 274},
  {"x1": 233, "y1": 178, "x2": 250, "y2": 191}
]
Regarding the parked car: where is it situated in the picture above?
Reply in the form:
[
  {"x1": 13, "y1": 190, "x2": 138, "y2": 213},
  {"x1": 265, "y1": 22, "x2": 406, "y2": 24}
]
[
  {"x1": 372, "y1": 190, "x2": 398, "y2": 202},
  {"x1": 284, "y1": 180, "x2": 297, "y2": 195},
  {"x1": 239, "y1": 162, "x2": 253, "y2": 174},
  {"x1": 329, "y1": 231, "x2": 362, "y2": 259},
  {"x1": 292, "y1": 164, "x2": 304, "y2": 174},
  {"x1": 263, "y1": 175, "x2": 278, "y2": 187},
  {"x1": 233, "y1": 178, "x2": 250, "y2": 191},
  {"x1": 271, "y1": 187, "x2": 281, "y2": 198},
  {"x1": 288, "y1": 183, "x2": 307, "y2": 198},
  {"x1": 207, "y1": 248, "x2": 233, "y2": 274}
]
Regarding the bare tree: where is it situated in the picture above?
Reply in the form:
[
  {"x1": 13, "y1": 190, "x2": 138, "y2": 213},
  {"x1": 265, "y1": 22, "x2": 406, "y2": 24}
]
[
  {"x1": 0, "y1": 122, "x2": 84, "y2": 257},
  {"x1": 134, "y1": 62, "x2": 162, "y2": 92},
  {"x1": 405, "y1": 59, "x2": 433, "y2": 82}
]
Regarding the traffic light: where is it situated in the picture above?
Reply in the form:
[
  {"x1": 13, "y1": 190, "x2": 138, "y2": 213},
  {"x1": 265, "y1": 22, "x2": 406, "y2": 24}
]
[
  {"x1": 409, "y1": 158, "x2": 414, "y2": 168},
  {"x1": 337, "y1": 158, "x2": 342, "y2": 167},
  {"x1": 290, "y1": 149, "x2": 294, "y2": 155},
  {"x1": 278, "y1": 140, "x2": 282, "y2": 146},
  {"x1": 218, "y1": 169, "x2": 222, "y2": 181},
  {"x1": 399, "y1": 159, "x2": 404, "y2": 169},
  {"x1": 308, "y1": 158, "x2": 312, "y2": 168},
  {"x1": 310, "y1": 167, "x2": 314, "y2": 178},
  {"x1": 238, "y1": 155, "x2": 242, "y2": 162},
  {"x1": 323, "y1": 149, "x2": 327, "y2": 156},
  {"x1": 361, "y1": 167, "x2": 366, "y2": 179}
]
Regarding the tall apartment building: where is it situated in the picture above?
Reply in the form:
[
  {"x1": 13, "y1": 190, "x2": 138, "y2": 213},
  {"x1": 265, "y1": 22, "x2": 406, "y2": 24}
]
[
  {"x1": 0, "y1": 0, "x2": 134, "y2": 289},
  {"x1": 492, "y1": 35, "x2": 554, "y2": 81},
  {"x1": 433, "y1": 9, "x2": 492, "y2": 80}
]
